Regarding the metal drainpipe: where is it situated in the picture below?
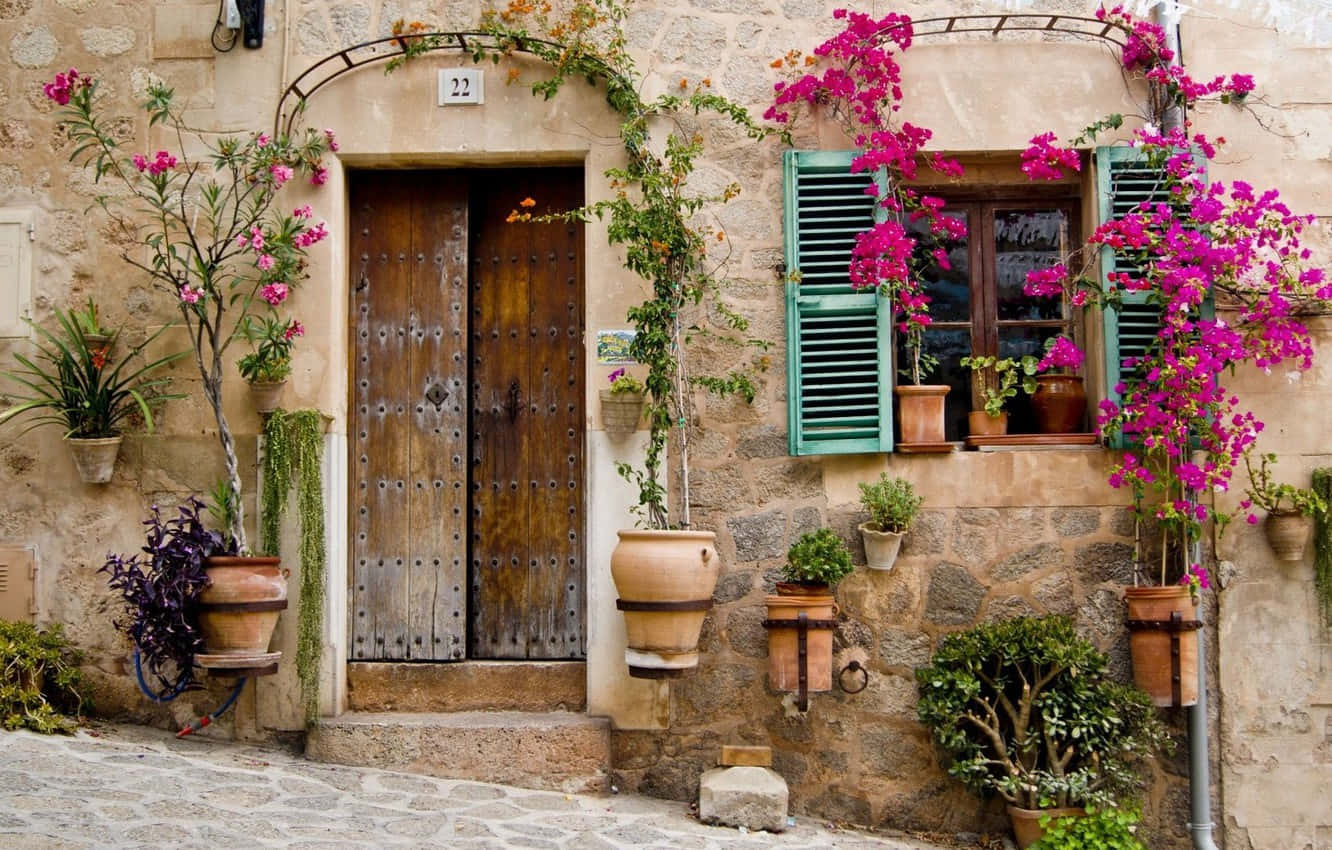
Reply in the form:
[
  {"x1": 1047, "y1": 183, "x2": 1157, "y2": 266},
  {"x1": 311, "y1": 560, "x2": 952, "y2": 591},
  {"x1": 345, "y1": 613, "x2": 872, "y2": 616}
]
[{"x1": 1160, "y1": 1, "x2": 1220, "y2": 843}]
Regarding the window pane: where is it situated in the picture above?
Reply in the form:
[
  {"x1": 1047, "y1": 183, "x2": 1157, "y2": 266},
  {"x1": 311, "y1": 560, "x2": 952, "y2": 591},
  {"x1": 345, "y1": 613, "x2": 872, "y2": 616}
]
[
  {"x1": 994, "y1": 209, "x2": 1067, "y2": 321},
  {"x1": 897, "y1": 326, "x2": 971, "y2": 441},
  {"x1": 909, "y1": 216, "x2": 970, "y2": 323}
]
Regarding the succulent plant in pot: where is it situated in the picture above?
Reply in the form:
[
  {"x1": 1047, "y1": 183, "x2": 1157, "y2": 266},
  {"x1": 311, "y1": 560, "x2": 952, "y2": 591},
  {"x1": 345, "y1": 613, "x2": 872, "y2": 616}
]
[
  {"x1": 916, "y1": 616, "x2": 1168, "y2": 849},
  {"x1": 764, "y1": 528, "x2": 856, "y2": 700},
  {"x1": 856, "y1": 473, "x2": 922, "y2": 571}
]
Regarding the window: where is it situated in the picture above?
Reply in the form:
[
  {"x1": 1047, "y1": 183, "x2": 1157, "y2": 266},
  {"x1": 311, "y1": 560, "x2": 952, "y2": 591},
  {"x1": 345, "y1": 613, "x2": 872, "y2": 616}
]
[
  {"x1": 783, "y1": 148, "x2": 1194, "y2": 455},
  {"x1": 901, "y1": 197, "x2": 1079, "y2": 439}
]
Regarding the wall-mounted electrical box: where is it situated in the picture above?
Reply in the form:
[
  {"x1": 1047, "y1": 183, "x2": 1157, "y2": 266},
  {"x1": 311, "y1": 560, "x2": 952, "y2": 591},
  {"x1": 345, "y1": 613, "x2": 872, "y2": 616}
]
[{"x1": 0, "y1": 546, "x2": 37, "y2": 623}]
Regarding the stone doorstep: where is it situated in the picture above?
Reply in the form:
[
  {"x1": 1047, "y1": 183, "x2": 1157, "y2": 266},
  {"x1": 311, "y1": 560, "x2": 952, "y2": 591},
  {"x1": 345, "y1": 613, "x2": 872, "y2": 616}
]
[
  {"x1": 306, "y1": 710, "x2": 611, "y2": 795},
  {"x1": 347, "y1": 660, "x2": 587, "y2": 712},
  {"x1": 698, "y1": 766, "x2": 789, "y2": 834}
]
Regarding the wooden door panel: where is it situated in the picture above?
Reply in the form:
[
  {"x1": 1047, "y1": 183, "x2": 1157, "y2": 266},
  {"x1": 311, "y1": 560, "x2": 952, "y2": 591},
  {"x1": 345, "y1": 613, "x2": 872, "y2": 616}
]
[
  {"x1": 350, "y1": 172, "x2": 469, "y2": 661},
  {"x1": 469, "y1": 168, "x2": 585, "y2": 659}
]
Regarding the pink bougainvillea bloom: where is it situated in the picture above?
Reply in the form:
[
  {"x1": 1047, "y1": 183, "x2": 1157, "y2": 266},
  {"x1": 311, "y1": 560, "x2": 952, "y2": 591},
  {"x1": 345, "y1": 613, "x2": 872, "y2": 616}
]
[
  {"x1": 179, "y1": 285, "x2": 202, "y2": 304},
  {"x1": 269, "y1": 164, "x2": 293, "y2": 187},
  {"x1": 261, "y1": 283, "x2": 289, "y2": 305},
  {"x1": 608, "y1": 367, "x2": 625, "y2": 384},
  {"x1": 257, "y1": 254, "x2": 275, "y2": 271}
]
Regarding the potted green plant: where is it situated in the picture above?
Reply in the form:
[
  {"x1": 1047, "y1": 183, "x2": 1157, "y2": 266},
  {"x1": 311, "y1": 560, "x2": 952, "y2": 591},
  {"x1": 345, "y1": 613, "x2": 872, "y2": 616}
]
[
  {"x1": 599, "y1": 367, "x2": 646, "y2": 436},
  {"x1": 238, "y1": 315, "x2": 303, "y2": 415},
  {"x1": 0, "y1": 307, "x2": 185, "y2": 483},
  {"x1": 764, "y1": 529, "x2": 855, "y2": 696},
  {"x1": 1243, "y1": 450, "x2": 1327, "y2": 561},
  {"x1": 1029, "y1": 807, "x2": 1146, "y2": 850},
  {"x1": 959, "y1": 354, "x2": 1039, "y2": 437},
  {"x1": 916, "y1": 616, "x2": 1167, "y2": 849},
  {"x1": 856, "y1": 473, "x2": 921, "y2": 571},
  {"x1": 70, "y1": 298, "x2": 113, "y2": 351}
]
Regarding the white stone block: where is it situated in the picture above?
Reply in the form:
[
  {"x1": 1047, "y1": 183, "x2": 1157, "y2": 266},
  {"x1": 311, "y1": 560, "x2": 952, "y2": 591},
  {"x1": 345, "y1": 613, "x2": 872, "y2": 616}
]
[{"x1": 698, "y1": 766, "x2": 788, "y2": 833}]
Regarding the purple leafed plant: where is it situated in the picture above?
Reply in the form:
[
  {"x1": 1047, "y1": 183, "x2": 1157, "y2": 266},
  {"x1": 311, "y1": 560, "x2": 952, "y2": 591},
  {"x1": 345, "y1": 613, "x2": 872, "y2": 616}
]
[{"x1": 101, "y1": 498, "x2": 237, "y2": 693}]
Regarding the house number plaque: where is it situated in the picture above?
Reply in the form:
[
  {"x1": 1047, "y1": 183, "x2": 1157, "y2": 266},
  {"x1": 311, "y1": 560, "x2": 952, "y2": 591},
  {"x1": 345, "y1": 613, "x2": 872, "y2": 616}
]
[{"x1": 438, "y1": 69, "x2": 484, "y2": 106}]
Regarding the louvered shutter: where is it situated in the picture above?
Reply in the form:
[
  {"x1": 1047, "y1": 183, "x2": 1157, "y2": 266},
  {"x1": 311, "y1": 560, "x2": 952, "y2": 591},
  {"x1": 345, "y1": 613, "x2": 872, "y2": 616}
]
[
  {"x1": 1096, "y1": 146, "x2": 1212, "y2": 448},
  {"x1": 783, "y1": 150, "x2": 893, "y2": 456}
]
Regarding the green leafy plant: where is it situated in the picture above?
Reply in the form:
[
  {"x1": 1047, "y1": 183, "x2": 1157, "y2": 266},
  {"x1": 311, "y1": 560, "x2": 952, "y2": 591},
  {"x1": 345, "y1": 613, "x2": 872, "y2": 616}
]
[
  {"x1": 261, "y1": 409, "x2": 326, "y2": 725},
  {"x1": 1243, "y1": 451, "x2": 1327, "y2": 517},
  {"x1": 0, "y1": 620, "x2": 88, "y2": 734},
  {"x1": 1031, "y1": 806, "x2": 1145, "y2": 850},
  {"x1": 237, "y1": 315, "x2": 303, "y2": 383},
  {"x1": 782, "y1": 529, "x2": 855, "y2": 588},
  {"x1": 1313, "y1": 468, "x2": 1332, "y2": 628},
  {"x1": 857, "y1": 473, "x2": 921, "y2": 534},
  {"x1": 916, "y1": 616, "x2": 1167, "y2": 811},
  {"x1": 70, "y1": 298, "x2": 110, "y2": 338},
  {"x1": 959, "y1": 355, "x2": 1039, "y2": 418},
  {"x1": 606, "y1": 367, "x2": 645, "y2": 396},
  {"x1": 0, "y1": 309, "x2": 185, "y2": 438}
]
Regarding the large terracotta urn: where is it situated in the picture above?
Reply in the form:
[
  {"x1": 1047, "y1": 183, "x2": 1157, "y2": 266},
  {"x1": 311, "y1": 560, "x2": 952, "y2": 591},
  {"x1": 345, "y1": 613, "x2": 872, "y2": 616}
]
[
  {"x1": 197, "y1": 556, "x2": 288, "y2": 655},
  {"x1": 610, "y1": 530, "x2": 720, "y2": 678}
]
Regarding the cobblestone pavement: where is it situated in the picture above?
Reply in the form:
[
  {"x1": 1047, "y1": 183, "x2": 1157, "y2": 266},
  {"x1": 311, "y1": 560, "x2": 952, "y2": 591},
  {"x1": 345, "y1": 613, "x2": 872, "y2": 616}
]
[{"x1": 0, "y1": 723, "x2": 956, "y2": 849}]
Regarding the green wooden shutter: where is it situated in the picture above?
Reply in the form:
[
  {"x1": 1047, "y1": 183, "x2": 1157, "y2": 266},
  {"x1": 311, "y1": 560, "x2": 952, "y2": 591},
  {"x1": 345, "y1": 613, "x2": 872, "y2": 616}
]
[
  {"x1": 783, "y1": 150, "x2": 893, "y2": 456},
  {"x1": 1097, "y1": 146, "x2": 1212, "y2": 448}
]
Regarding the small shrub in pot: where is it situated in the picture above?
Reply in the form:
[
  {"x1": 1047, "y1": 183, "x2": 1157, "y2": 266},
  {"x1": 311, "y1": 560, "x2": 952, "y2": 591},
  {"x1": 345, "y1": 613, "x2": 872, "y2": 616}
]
[
  {"x1": 780, "y1": 528, "x2": 854, "y2": 591},
  {"x1": 857, "y1": 474, "x2": 921, "y2": 570}
]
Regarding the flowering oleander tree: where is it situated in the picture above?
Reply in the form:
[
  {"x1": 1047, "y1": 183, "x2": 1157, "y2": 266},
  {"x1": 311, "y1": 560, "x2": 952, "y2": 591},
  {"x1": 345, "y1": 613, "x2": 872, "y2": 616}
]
[
  {"x1": 766, "y1": 10, "x2": 968, "y2": 385},
  {"x1": 45, "y1": 69, "x2": 334, "y2": 552},
  {"x1": 1012, "y1": 5, "x2": 1331, "y2": 586}
]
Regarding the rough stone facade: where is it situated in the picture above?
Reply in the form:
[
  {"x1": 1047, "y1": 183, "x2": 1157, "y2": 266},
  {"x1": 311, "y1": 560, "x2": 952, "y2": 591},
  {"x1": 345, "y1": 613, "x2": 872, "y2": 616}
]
[{"x1": 0, "y1": 1, "x2": 1329, "y2": 848}]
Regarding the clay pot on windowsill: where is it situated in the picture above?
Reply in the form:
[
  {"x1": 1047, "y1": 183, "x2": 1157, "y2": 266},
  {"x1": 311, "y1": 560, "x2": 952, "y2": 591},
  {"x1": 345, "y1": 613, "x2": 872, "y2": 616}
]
[
  {"x1": 895, "y1": 384, "x2": 949, "y2": 444},
  {"x1": 967, "y1": 410, "x2": 1008, "y2": 437},
  {"x1": 1030, "y1": 374, "x2": 1086, "y2": 433}
]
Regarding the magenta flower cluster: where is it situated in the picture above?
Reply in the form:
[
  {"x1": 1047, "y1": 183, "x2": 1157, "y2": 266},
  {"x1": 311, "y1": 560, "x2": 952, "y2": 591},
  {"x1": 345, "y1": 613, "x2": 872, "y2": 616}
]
[
  {"x1": 41, "y1": 68, "x2": 88, "y2": 106},
  {"x1": 132, "y1": 151, "x2": 178, "y2": 177}
]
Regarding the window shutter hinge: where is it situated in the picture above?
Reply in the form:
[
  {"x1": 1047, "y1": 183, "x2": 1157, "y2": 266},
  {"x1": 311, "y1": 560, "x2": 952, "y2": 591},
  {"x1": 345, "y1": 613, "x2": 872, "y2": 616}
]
[{"x1": 27, "y1": 223, "x2": 34, "y2": 241}]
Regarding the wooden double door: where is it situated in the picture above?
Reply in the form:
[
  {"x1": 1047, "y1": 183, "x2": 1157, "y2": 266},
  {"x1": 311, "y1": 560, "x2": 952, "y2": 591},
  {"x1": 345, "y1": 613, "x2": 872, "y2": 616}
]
[{"x1": 349, "y1": 168, "x2": 585, "y2": 661}]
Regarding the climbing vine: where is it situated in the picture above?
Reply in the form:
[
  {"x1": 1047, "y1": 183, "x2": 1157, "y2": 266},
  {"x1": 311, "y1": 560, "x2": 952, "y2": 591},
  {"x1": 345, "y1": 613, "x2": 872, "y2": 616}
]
[{"x1": 261, "y1": 409, "x2": 326, "y2": 724}]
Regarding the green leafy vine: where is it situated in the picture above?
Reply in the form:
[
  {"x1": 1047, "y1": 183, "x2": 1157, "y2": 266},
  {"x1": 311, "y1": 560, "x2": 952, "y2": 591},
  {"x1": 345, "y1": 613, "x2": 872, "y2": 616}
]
[{"x1": 260, "y1": 409, "x2": 326, "y2": 725}]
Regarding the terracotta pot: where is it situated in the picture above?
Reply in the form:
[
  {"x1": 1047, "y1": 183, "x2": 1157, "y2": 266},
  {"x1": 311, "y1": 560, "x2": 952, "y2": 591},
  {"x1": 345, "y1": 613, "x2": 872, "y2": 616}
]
[
  {"x1": 967, "y1": 410, "x2": 1008, "y2": 437},
  {"x1": 1007, "y1": 805, "x2": 1087, "y2": 849},
  {"x1": 1264, "y1": 510, "x2": 1312, "y2": 561},
  {"x1": 599, "y1": 389, "x2": 645, "y2": 435},
  {"x1": 1030, "y1": 374, "x2": 1086, "y2": 433},
  {"x1": 895, "y1": 384, "x2": 949, "y2": 444},
  {"x1": 248, "y1": 379, "x2": 286, "y2": 415},
  {"x1": 764, "y1": 588, "x2": 836, "y2": 693},
  {"x1": 610, "y1": 529, "x2": 720, "y2": 678},
  {"x1": 1124, "y1": 584, "x2": 1198, "y2": 707},
  {"x1": 197, "y1": 556, "x2": 288, "y2": 655},
  {"x1": 859, "y1": 523, "x2": 904, "y2": 571},
  {"x1": 65, "y1": 435, "x2": 122, "y2": 484}
]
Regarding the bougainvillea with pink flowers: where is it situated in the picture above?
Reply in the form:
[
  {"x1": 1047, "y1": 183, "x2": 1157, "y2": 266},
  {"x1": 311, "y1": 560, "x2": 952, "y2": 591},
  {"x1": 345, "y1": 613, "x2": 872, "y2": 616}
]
[
  {"x1": 775, "y1": 5, "x2": 1329, "y2": 587},
  {"x1": 45, "y1": 73, "x2": 335, "y2": 552},
  {"x1": 767, "y1": 9, "x2": 966, "y2": 384}
]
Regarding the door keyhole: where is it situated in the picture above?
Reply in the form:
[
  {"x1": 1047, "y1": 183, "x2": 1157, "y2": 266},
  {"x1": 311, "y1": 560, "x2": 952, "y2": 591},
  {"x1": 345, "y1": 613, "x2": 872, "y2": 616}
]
[
  {"x1": 505, "y1": 380, "x2": 521, "y2": 423},
  {"x1": 425, "y1": 382, "x2": 449, "y2": 410}
]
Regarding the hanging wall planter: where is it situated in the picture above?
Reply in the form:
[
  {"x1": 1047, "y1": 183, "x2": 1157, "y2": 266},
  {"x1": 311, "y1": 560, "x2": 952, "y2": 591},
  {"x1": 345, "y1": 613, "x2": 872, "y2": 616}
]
[
  {"x1": 610, "y1": 529, "x2": 719, "y2": 678},
  {"x1": 599, "y1": 389, "x2": 646, "y2": 436},
  {"x1": 764, "y1": 583, "x2": 837, "y2": 705},
  {"x1": 196, "y1": 555, "x2": 288, "y2": 657},
  {"x1": 858, "y1": 524, "x2": 904, "y2": 571},
  {"x1": 65, "y1": 435, "x2": 122, "y2": 484},
  {"x1": 1264, "y1": 510, "x2": 1313, "y2": 561},
  {"x1": 1124, "y1": 584, "x2": 1199, "y2": 707},
  {"x1": 248, "y1": 379, "x2": 287, "y2": 415}
]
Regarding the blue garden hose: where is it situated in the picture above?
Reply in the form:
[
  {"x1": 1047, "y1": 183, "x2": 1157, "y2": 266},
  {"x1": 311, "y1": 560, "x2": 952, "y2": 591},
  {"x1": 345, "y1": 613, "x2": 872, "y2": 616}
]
[
  {"x1": 132, "y1": 646, "x2": 247, "y2": 737},
  {"x1": 132, "y1": 646, "x2": 191, "y2": 703},
  {"x1": 176, "y1": 677, "x2": 245, "y2": 738}
]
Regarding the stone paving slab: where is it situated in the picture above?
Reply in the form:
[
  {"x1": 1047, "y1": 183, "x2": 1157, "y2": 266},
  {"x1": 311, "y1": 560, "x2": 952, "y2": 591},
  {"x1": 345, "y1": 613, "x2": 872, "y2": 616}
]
[{"x1": 0, "y1": 723, "x2": 957, "y2": 849}]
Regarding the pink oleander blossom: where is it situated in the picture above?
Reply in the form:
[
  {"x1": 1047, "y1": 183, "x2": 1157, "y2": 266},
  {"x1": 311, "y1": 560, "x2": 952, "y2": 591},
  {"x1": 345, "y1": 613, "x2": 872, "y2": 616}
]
[
  {"x1": 147, "y1": 150, "x2": 177, "y2": 176},
  {"x1": 269, "y1": 164, "x2": 293, "y2": 187},
  {"x1": 261, "y1": 283, "x2": 289, "y2": 305},
  {"x1": 179, "y1": 285, "x2": 202, "y2": 304},
  {"x1": 257, "y1": 254, "x2": 275, "y2": 271},
  {"x1": 324, "y1": 129, "x2": 339, "y2": 152},
  {"x1": 284, "y1": 320, "x2": 304, "y2": 340},
  {"x1": 293, "y1": 205, "x2": 312, "y2": 219},
  {"x1": 310, "y1": 166, "x2": 329, "y2": 186},
  {"x1": 42, "y1": 68, "x2": 85, "y2": 106},
  {"x1": 132, "y1": 154, "x2": 148, "y2": 172}
]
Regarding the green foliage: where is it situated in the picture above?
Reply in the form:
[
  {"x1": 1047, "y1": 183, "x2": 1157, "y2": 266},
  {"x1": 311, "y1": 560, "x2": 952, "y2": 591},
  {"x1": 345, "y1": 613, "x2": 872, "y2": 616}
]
[
  {"x1": 1311, "y1": 468, "x2": 1332, "y2": 628},
  {"x1": 261, "y1": 409, "x2": 326, "y2": 725},
  {"x1": 70, "y1": 298, "x2": 109, "y2": 337},
  {"x1": 916, "y1": 616, "x2": 1167, "y2": 811},
  {"x1": 1245, "y1": 451, "x2": 1327, "y2": 516},
  {"x1": 782, "y1": 529, "x2": 855, "y2": 587},
  {"x1": 857, "y1": 473, "x2": 921, "y2": 534},
  {"x1": 208, "y1": 478, "x2": 240, "y2": 550},
  {"x1": 959, "y1": 355, "x2": 1040, "y2": 418},
  {"x1": 1030, "y1": 806, "x2": 1145, "y2": 850},
  {"x1": 0, "y1": 309, "x2": 185, "y2": 439},
  {"x1": 237, "y1": 315, "x2": 298, "y2": 383},
  {"x1": 0, "y1": 621, "x2": 88, "y2": 734}
]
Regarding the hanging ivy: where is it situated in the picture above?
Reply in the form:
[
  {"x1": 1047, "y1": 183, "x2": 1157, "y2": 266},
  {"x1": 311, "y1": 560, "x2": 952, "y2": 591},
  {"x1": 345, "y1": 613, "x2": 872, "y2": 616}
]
[
  {"x1": 1311, "y1": 468, "x2": 1332, "y2": 628},
  {"x1": 261, "y1": 409, "x2": 326, "y2": 725}
]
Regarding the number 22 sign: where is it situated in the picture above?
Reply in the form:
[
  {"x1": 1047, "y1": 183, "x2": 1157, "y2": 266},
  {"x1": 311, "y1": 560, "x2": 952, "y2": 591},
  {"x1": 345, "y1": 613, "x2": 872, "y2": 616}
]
[{"x1": 437, "y1": 69, "x2": 484, "y2": 105}]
